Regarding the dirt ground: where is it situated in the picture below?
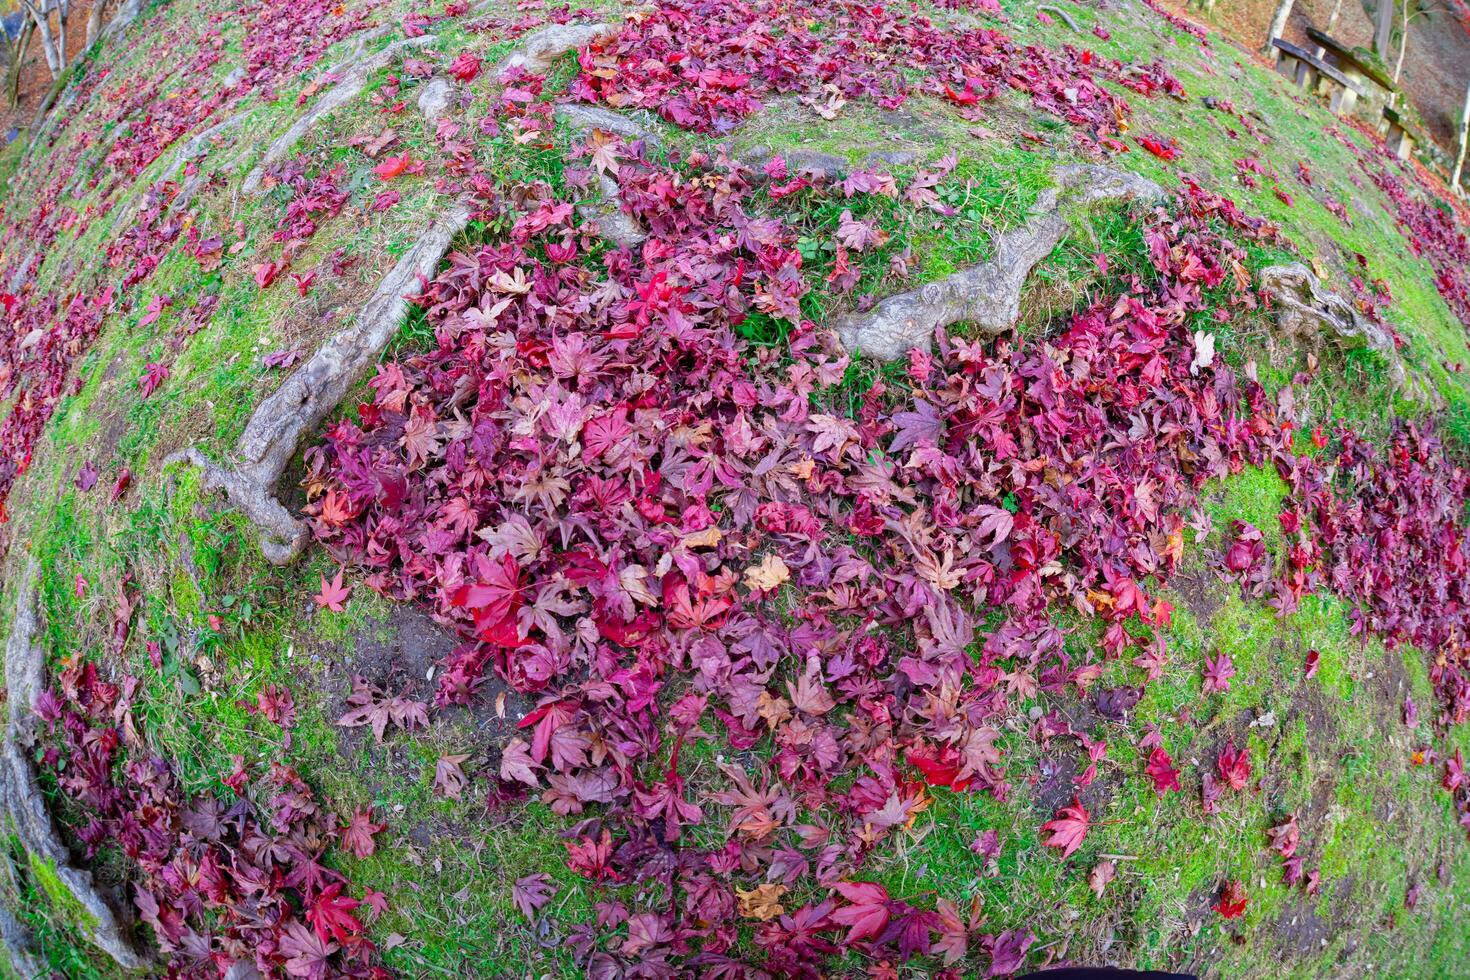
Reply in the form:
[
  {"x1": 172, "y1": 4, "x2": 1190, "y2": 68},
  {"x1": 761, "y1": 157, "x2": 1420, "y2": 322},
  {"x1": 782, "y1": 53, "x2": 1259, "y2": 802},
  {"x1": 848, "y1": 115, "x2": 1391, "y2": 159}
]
[
  {"x1": 2, "y1": 0, "x2": 98, "y2": 137},
  {"x1": 1179, "y1": 0, "x2": 1470, "y2": 150}
]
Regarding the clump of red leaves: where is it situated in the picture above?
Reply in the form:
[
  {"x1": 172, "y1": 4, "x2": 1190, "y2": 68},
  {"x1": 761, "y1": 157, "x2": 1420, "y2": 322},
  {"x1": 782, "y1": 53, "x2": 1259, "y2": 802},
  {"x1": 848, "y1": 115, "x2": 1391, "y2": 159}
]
[
  {"x1": 37, "y1": 660, "x2": 386, "y2": 978},
  {"x1": 570, "y1": 0, "x2": 1181, "y2": 146},
  {"x1": 293, "y1": 56, "x2": 1358, "y2": 964}
]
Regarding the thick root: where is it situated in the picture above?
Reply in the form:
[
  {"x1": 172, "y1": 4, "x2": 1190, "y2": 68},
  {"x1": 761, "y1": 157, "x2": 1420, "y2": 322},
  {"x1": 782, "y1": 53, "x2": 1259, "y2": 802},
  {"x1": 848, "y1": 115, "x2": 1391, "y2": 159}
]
[
  {"x1": 242, "y1": 36, "x2": 436, "y2": 195},
  {"x1": 168, "y1": 203, "x2": 472, "y2": 564},
  {"x1": 832, "y1": 165, "x2": 1164, "y2": 360},
  {"x1": 1, "y1": 561, "x2": 151, "y2": 970}
]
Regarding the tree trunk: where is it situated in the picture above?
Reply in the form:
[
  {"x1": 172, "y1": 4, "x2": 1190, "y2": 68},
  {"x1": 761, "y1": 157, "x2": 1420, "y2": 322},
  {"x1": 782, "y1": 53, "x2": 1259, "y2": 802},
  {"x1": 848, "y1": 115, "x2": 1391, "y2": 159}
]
[
  {"x1": 55, "y1": 0, "x2": 68, "y2": 75},
  {"x1": 85, "y1": 0, "x2": 110, "y2": 47},
  {"x1": 6, "y1": 22, "x2": 35, "y2": 107},
  {"x1": 1452, "y1": 81, "x2": 1470, "y2": 196},
  {"x1": 20, "y1": 1, "x2": 62, "y2": 77},
  {"x1": 1374, "y1": 0, "x2": 1395, "y2": 57},
  {"x1": 1326, "y1": 0, "x2": 1345, "y2": 32},
  {"x1": 1392, "y1": 3, "x2": 1408, "y2": 83},
  {"x1": 1265, "y1": 0, "x2": 1295, "y2": 50}
]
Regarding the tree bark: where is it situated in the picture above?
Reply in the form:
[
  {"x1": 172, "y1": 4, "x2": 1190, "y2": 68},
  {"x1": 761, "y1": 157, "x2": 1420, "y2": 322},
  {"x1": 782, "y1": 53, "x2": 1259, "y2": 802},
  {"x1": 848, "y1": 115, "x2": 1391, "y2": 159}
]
[
  {"x1": 19, "y1": 1, "x2": 62, "y2": 78},
  {"x1": 5, "y1": 21, "x2": 35, "y2": 107},
  {"x1": 54, "y1": 0, "x2": 68, "y2": 74},
  {"x1": 85, "y1": 0, "x2": 109, "y2": 48},
  {"x1": 1374, "y1": 0, "x2": 1395, "y2": 58},
  {"x1": 1326, "y1": 0, "x2": 1345, "y2": 31},
  {"x1": 1452, "y1": 81, "x2": 1470, "y2": 196},
  {"x1": 1392, "y1": 1, "x2": 1409, "y2": 83},
  {"x1": 1264, "y1": 0, "x2": 1295, "y2": 50}
]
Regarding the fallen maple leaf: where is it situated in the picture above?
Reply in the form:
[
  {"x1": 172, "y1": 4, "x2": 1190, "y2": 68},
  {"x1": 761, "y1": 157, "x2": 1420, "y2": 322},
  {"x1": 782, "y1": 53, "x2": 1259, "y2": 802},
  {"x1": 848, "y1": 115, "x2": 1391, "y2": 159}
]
[
  {"x1": 315, "y1": 568, "x2": 351, "y2": 612},
  {"x1": 374, "y1": 152, "x2": 414, "y2": 180},
  {"x1": 1203, "y1": 652, "x2": 1235, "y2": 694},
  {"x1": 1145, "y1": 746, "x2": 1181, "y2": 797},
  {"x1": 434, "y1": 753, "x2": 470, "y2": 799},
  {"x1": 339, "y1": 807, "x2": 385, "y2": 859},
  {"x1": 449, "y1": 51, "x2": 481, "y2": 82},
  {"x1": 1041, "y1": 797, "x2": 1090, "y2": 859},
  {"x1": 306, "y1": 883, "x2": 362, "y2": 944},
  {"x1": 830, "y1": 881, "x2": 892, "y2": 943},
  {"x1": 736, "y1": 882, "x2": 788, "y2": 920},
  {"x1": 1088, "y1": 859, "x2": 1116, "y2": 898},
  {"x1": 1217, "y1": 738, "x2": 1252, "y2": 791},
  {"x1": 1214, "y1": 879, "x2": 1248, "y2": 919},
  {"x1": 512, "y1": 872, "x2": 556, "y2": 920}
]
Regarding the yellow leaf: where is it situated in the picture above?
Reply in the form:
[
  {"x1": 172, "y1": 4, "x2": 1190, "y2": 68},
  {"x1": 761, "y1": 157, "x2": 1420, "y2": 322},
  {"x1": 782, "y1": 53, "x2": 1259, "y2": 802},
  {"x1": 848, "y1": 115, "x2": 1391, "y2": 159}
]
[
  {"x1": 736, "y1": 883, "x2": 788, "y2": 921},
  {"x1": 743, "y1": 554, "x2": 790, "y2": 591},
  {"x1": 682, "y1": 527, "x2": 723, "y2": 550}
]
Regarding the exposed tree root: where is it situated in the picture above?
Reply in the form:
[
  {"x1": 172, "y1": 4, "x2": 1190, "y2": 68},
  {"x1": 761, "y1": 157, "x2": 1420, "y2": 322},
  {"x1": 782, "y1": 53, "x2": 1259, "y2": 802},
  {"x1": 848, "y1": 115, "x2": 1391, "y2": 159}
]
[
  {"x1": 500, "y1": 23, "x2": 619, "y2": 75},
  {"x1": 166, "y1": 203, "x2": 473, "y2": 564},
  {"x1": 241, "y1": 35, "x2": 436, "y2": 196},
  {"x1": 1257, "y1": 262, "x2": 1410, "y2": 391},
  {"x1": 0, "y1": 905, "x2": 42, "y2": 979},
  {"x1": 1038, "y1": 5, "x2": 1081, "y2": 31},
  {"x1": 1, "y1": 561, "x2": 151, "y2": 971},
  {"x1": 555, "y1": 104, "x2": 660, "y2": 249},
  {"x1": 832, "y1": 165, "x2": 1164, "y2": 360}
]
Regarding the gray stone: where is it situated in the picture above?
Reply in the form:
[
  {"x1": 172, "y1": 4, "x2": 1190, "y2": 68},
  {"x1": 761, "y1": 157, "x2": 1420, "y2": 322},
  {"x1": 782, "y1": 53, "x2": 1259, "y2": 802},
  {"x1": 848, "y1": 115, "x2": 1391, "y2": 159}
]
[
  {"x1": 832, "y1": 165, "x2": 1164, "y2": 360},
  {"x1": 418, "y1": 78, "x2": 455, "y2": 121},
  {"x1": 579, "y1": 173, "x2": 646, "y2": 249},
  {"x1": 168, "y1": 202, "x2": 473, "y2": 564},
  {"x1": 500, "y1": 23, "x2": 617, "y2": 75}
]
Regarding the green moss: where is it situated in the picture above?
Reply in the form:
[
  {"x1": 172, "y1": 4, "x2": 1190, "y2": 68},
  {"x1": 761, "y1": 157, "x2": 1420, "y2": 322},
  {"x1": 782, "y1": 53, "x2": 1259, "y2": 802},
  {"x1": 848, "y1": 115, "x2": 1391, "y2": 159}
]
[{"x1": 26, "y1": 854, "x2": 98, "y2": 932}]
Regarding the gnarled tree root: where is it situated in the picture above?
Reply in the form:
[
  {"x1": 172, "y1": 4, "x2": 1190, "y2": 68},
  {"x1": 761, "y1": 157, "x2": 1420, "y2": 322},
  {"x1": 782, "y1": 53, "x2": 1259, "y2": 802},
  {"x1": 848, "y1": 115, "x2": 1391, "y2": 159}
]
[
  {"x1": 242, "y1": 35, "x2": 436, "y2": 195},
  {"x1": 166, "y1": 202, "x2": 473, "y2": 564},
  {"x1": 500, "y1": 22, "x2": 618, "y2": 75},
  {"x1": 555, "y1": 104, "x2": 659, "y2": 249},
  {"x1": 1258, "y1": 263, "x2": 1399, "y2": 359},
  {"x1": 1, "y1": 561, "x2": 151, "y2": 971},
  {"x1": 832, "y1": 165, "x2": 1164, "y2": 360}
]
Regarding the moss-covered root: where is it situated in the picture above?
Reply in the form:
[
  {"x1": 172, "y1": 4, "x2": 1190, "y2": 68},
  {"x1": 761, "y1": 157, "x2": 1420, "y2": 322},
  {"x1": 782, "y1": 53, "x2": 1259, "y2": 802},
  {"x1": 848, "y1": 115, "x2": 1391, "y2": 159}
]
[
  {"x1": 166, "y1": 201, "x2": 473, "y2": 564},
  {"x1": 832, "y1": 164, "x2": 1164, "y2": 360}
]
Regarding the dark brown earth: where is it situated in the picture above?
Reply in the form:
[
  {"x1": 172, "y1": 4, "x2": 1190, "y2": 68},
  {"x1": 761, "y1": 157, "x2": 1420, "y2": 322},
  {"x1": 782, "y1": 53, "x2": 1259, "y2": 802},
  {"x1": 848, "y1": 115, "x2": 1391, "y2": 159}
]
[{"x1": 1174, "y1": 0, "x2": 1470, "y2": 151}]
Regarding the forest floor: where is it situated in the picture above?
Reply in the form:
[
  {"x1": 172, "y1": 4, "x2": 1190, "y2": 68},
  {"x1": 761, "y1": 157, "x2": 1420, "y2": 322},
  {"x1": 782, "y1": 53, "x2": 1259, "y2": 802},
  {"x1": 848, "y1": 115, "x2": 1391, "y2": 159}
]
[{"x1": 3, "y1": 0, "x2": 1470, "y2": 977}]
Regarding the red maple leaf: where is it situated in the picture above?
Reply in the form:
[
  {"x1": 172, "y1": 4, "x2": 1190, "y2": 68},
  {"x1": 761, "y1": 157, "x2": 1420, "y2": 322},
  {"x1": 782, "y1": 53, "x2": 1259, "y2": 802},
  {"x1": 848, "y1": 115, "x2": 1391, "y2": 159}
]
[
  {"x1": 305, "y1": 883, "x2": 363, "y2": 944},
  {"x1": 1139, "y1": 135, "x2": 1178, "y2": 161},
  {"x1": 830, "y1": 881, "x2": 892, "y2": 943},
  {"x1": 1041, "y1": 797, "x2": 1090, "y2": 859},
  {"x1": 314, "y1": 568, "x2": 351, "y2": 612},
  {"x1": 1216, "y1": 738, "x2": 1251, "y2": 791},
  {"x1": 338, "y1": 807, "x2": 384, "y2": 859},
  {"x1": 1214, "y1": 879, "x2": 1248, "y2": 919},
  {"x1": 449, "y1": 51, "x2": 481, "y2": 82},
  {"x1": 1145, "y1": 746, "x2": 1181, "y2": 797},
  {"x1": 374, "y1": 152, "x2": 413, "y2": 180},
  {"x1": 138, "y1": 362, "x2": 170, "y2": 398},
  {"x1": 1445, "y1": 749, "x2": 1465, "y2": 792},
  {"x1": 448, "y1": 554, "x2": 524, "y2": 643}
]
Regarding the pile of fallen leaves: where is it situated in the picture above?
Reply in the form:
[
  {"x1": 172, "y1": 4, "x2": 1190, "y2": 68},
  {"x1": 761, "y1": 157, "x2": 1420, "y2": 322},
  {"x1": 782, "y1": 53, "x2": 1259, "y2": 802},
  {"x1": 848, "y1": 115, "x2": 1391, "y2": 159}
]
[
  {"x1": 17, "y1": 0, "x2": 1470, "y2": 975},
  {"x1": 290, "y1": 62, "x2": 1456, "y2": 966},
  {"x1": 572, "y1": 0, "x2": 1183, "y2": 144},
  {"x1": 36, "y1": 660, "x2": 389, "y2": 978}
]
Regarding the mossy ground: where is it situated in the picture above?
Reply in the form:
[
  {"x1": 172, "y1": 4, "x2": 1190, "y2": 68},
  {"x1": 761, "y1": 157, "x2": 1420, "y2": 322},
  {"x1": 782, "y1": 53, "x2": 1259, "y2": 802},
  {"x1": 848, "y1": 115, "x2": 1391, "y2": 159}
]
[{"x1": 4, "y1": 0, "x2": 1470, "y2": 975}]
